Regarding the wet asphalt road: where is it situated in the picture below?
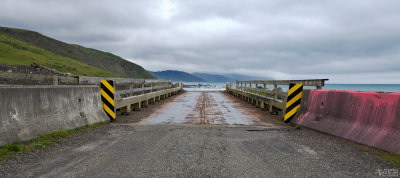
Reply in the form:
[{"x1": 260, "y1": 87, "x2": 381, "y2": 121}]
[{"x1": 0, "y1": 91, "x2": 397, "y2": 177}]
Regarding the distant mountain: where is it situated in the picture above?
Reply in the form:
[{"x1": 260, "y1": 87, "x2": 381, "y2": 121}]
[
  {"x1": 223, "y1": 73, "x2": 271, "y2": 81},
  {"x1": 151, "y1": 70, "x2": 205, "y2": 82},
  {"x1": 151, "y1": 70, "x2": 273, "y2": 83},
  {"x1": 191, "y1": 73, "x2": 234, "y2": 83},
  {"x1": 0, "y1": 26, "x2": 155, "y2": 78}
]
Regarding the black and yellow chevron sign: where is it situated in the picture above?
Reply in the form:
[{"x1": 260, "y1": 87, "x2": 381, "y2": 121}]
[
  {"x1": 100, "y1": 80, "x2": 115, "y2": 120},
  {"x1": 284, "y1": 83, "x2": 303, "y2": 123}
]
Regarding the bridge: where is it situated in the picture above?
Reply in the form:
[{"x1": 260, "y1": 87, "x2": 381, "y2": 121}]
[{"x1": 0, "y1": 76, "x2": 399, "y2": 177}]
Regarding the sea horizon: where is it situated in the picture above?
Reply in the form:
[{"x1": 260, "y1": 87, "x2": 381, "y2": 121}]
[{"x1": 181, "y1": 82, "x2": 400, "y2": 92}]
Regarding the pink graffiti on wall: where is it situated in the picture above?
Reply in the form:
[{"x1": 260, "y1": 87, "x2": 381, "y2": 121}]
[{"x1": 294, "y1": 89, "x2": 400, "y2": 154}]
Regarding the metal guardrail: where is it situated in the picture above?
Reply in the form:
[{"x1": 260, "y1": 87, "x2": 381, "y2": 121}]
[
  {"x1": 78, "y1": 77, "x2": 175, "y2": 99},
  {"x1": 92, "y1": 77, "x2": 183, "y2": 116},
  {"x1": 227, "y1": 79, "x2": 328, "y2": 114},
  {"x1": 0, "y1": 71, "x2": 183, "y2": 118},
  {"x1": 78, "y1": 77, "x2": 171, "y2": 85},
  {"x1": 115, "y1": 82, "x2": 183, "y2": 114},
  {"x1": 236, "y1": 79, "x2": 328, "y2": 89}
]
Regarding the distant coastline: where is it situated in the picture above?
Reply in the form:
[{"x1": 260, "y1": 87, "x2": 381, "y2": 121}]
[
  {"x1": 323, "y1": 84, "x2": 400, "y2": 92},
  {"x1": 180, "y1": 82, "x2": 400, "y2": 92}
]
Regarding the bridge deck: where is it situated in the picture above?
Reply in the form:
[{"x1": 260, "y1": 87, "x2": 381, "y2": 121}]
[
  {"x1": 0, "y1": 91, "x2": 396, "y2": 177},
  {"x1": 138, "y1": 91, "x2": 282, "y2": 126}
]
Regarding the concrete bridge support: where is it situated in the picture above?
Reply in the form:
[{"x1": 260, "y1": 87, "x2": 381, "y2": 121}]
[
  {"x1": 141, "y1": 100, "x2": 149, "y2": 108},
  {"x1": 260, "y1": 101, "x2": 266, "y2": 110},
  {"x1": 133, "y1": 102, "x2": 141, "y2": 111},
  {"x1": 149, "y1": 97, "x2": 156, "y2": 105},
  {"x1": 121, "y1": 105, "x2": 131, "y2": 115}
]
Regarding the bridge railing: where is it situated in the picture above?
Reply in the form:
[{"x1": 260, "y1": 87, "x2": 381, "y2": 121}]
[
  {"x1": 226, "y1": 79, "x2": 328, "y2": 114},
  {"x1": 81, "y1": 76, "x2": 183, "y2": 116},
  {"x1": 78, "y1": 77, "x2": 178, "y2": 99}
]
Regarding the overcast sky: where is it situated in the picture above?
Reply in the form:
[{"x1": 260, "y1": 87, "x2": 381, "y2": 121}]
[{"x1": 1, "y1": 0, "x2": 400, "y2": 83}]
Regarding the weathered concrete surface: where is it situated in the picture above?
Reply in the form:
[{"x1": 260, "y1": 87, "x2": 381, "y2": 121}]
[
  {"x1": 0, "y1": 86, "x2": 107, "y2": 146},
  {"x1": 293, "y1": 89, "x2": 400, "y2": 154},
  {"x1": 140, "y1": 91, "x2": 280, "y2": 126},
  {"x1": 0, "y1": 124, "x2": 396, "y2": 177}
]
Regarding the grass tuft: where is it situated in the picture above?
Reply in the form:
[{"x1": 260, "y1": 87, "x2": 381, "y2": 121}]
[
  {"x1": 0, "y1": 122, "x2": 106, "y2": 164},
  {"x1": 380, "y1": 153, "x2": 400, "y2": 168},
  {"x1": 359, "y1": 145, "x2": 400, "y2": 168},
  {"x1": 294, "y1": 125, "x2": 302, "y2": 130}
]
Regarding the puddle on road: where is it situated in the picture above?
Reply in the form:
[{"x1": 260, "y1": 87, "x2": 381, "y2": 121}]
[
  {"x1": 140, "y1": 91, "x2": 271, "y2": 125},
  {"x1": 207, "y1": 92, "x2": 253, "y2": 125},
  {"x1": 140, "y1": 92, "x2": 200, "y2": 124}
]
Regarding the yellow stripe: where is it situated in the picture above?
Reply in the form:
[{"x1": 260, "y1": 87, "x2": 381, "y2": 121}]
[
  {"x1": 101, "y1": 89, "x2": 115, "y2": 106},
  {"x1": 286, "y1": 91, "x2": 302, "y2": 108},
  {"x1": 101, "y1": 80, "x2": 114, "y2": 93},
  {"x1": 102, "y1": 103, "x2": 115, "y2": 119},
  {"x1": 284, "y1": 105, "x2": 300, "y2": 121},
  {"x1": 288, "y1": 84, "x2": 302, "y2": 96}
]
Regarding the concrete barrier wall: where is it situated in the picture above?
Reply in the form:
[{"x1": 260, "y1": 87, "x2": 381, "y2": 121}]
[
  {"x1": 0, "y1": 86, "x2": 107, "y2": 146},
  {"x1": 293, "y1": 89, "x2": 400, "y2": 154}
]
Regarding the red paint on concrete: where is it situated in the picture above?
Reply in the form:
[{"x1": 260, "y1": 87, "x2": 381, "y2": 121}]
[{"x1": 294, "y1": 90, "x2": 400, "y2": 154}]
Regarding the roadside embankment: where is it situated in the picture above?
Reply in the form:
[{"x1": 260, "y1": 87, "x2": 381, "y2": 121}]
[
  {"x1": 293, "y1": 89, "x2": 400, "y2": 154},
  {"x1": 0, "y1": 85, "x2": 107, "y2": 146}
]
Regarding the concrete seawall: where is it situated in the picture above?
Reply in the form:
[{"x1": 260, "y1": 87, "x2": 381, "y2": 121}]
[
  {"x1": 0, "y1": 85, "x2": 107, "y2": 146},
  {"x1": 293, "y1": 89, "x2": 400, "y2": 154}
]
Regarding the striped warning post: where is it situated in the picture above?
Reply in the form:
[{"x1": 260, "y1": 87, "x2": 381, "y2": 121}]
[
  {"x1": 100, "y1": 80, "x2": 115, "y2": 120},
  {"x1": 284, "y1": 83, "x2": 303, "y2": 123}
]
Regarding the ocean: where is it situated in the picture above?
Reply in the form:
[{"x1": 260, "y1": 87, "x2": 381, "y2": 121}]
[
  {"x1": 181, "y1": 82, "x2": 400, "y2": 92},
  {"x1": 324, "y1": 84, "x2": 400, "y2": 92}
]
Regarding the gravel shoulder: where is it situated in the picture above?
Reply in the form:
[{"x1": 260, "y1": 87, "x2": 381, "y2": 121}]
[{"x1": 0, "y1": 91, "x2": 397, "y2": 177}]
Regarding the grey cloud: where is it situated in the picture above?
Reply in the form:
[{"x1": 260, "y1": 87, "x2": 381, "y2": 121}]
[{"x1": 1, "y1": 0, "x2": 400, "y2": 83}]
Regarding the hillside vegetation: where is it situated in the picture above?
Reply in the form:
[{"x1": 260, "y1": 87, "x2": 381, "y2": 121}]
[
  {"x1": 0, "y1": 27, "x2": 155, "y2": 78},
  {"x1": 0, "y1": 34, "x2": 118, "y2": 77}
]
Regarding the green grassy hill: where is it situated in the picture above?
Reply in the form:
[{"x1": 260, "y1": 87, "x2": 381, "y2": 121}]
[
  {"x1": 0, "y1": 27, "x2": 155, "y2": 78},
  {"x1": 0, "y1": 34, "x2": 118, "y2": 77}
]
